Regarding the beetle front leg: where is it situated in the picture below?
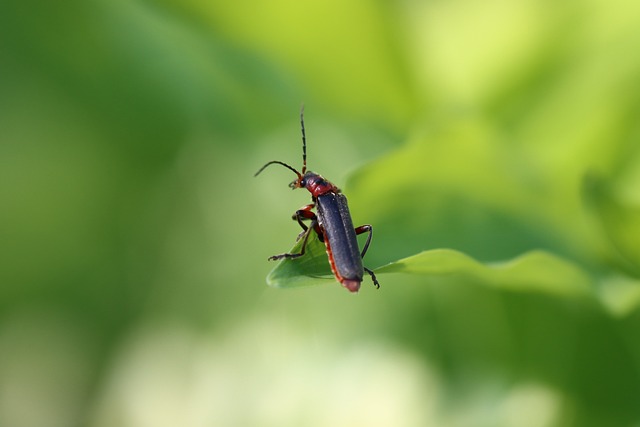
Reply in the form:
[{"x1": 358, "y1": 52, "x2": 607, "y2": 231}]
[
  {"x1": 268, "y1": 219, "x2": 318, "y2": 261},
  {"x1": 292, "y1": 204, "x2": 317, "y2": 241}
]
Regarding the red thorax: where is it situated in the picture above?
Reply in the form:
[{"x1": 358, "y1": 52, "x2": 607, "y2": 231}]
[{"x1": 297, "y1": 171, "x2": 340, "y2": 198}]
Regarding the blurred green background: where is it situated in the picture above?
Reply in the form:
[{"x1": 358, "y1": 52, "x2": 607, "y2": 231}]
[{"x1": 2, "y1": 0, "x2": 640, "y2": 426}]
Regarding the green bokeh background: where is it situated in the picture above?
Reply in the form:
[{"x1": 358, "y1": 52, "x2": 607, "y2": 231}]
[{"x1": 2, "y1": 1, "x2": 640, "y2": 426}]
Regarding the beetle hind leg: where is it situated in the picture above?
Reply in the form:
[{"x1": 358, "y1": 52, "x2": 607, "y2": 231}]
[
  {"x1": 354, "y1": 224, "x2": 373, "y2": 258},
  {"x1": 364, "y1": 267, "x2": 380, "y2": 289},
  {"x1": 355, "y1": 225, "x2": 380, "y2": 289}
]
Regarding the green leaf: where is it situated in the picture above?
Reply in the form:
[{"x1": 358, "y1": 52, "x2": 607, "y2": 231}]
[{"x1": 377, "y1": 249, "x2": 592, "y2": 297}]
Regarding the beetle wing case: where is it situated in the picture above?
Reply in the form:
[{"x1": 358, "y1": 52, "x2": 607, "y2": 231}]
[{"x1": 316, "y1": 193, "x2": 364, "y2": 282}]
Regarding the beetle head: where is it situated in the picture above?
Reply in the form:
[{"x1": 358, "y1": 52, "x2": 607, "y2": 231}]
[{"x1": 289, "y1": 170, "x2": 315, "y2": 190}]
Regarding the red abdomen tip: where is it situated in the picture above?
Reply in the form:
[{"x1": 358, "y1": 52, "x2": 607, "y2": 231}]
[{"x1": 341, "y1": 279, "x2": 361, "y2": 293}]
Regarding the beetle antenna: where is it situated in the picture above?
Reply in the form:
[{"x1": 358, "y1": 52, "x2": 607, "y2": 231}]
[
  {"x1": 254, "y1": 160, "x2": 302, "y2": 179},
  {"x1": 300, "y1": 105, "x2": 307, "y2": 174}
]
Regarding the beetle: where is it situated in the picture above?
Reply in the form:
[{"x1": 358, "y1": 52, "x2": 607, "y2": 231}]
[{"x1": 254, "y1": 108, "x2": 380, "y2": 292}]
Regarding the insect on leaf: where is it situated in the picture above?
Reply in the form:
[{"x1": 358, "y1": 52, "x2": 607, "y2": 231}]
[{"x1": 267, "y1": 244, "x2": 594, "y2": 300}]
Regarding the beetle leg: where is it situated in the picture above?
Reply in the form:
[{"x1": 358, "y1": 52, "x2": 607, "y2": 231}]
[
  {"x1": 268, "y1": 219, "x2": 318, "y2": 261},
  {"x1": 292, "y1": 204, "x2": 315, "y2": 221},
  {"x1": 354, "y1": 225, "x2": 373, "y2": 258},
  {"x1": 295, "y1": 220, "x2": 323, "y2": 243},
  {"x1": 356, "y1": 225, "x2": 380, "y2": 289},
  {"x1": 293, "y1": 205, "x2": 317, "y2": 241},
  {"x1": 314, "y1": 222, "x2": 325, "y2": 243},
  {"x1": 364, "y1": 267, "x2": 380, "y2": 289}
]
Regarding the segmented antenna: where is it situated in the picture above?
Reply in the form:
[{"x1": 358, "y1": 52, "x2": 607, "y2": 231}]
[
  {"x1": 254, "y1": 107, "x2": 308, "y2": 181},
  {"x1": 300, "y1": 105, "x2": 307, "y2": 174},
  {"x1": 254, "y1": 160, "x2": 301, "y2": 179}
]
